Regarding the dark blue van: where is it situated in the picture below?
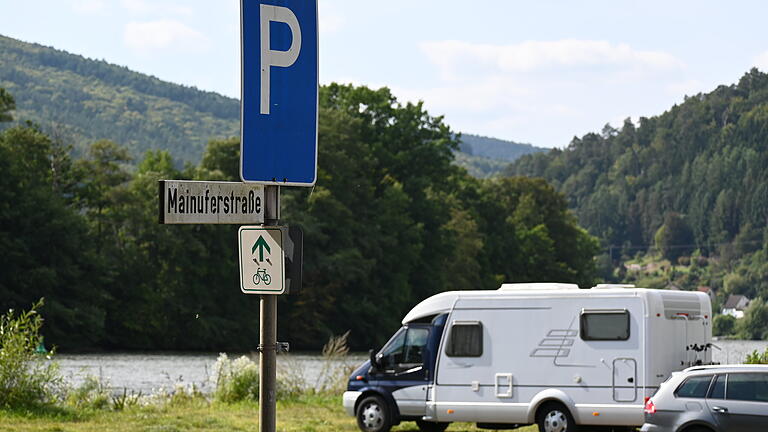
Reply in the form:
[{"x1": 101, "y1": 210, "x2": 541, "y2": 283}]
[{"x1": 343, "y1": 313, "x2": 449, "y2": 432}]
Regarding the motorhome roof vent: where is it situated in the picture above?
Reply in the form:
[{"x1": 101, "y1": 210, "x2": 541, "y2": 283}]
[
  {"x1": 499, "y1": 283, "x2": 580, "y2": 291},
  {"x1": 592, "y1": 284, "x2": 636, "y2": 289}
]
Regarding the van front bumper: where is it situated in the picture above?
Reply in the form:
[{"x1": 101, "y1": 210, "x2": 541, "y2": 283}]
[{"x1": 343, "y1": 391, "x2": 362, "y2": 416}]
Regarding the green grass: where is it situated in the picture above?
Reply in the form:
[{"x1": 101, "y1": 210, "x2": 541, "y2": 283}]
[{"x1": 0, "y1": 395, "x2": 539, "y2": 432}]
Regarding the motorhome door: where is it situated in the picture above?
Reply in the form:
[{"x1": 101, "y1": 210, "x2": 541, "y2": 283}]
[{"x1": 612, "y1": 357, "x2": 637, "y2": 402}]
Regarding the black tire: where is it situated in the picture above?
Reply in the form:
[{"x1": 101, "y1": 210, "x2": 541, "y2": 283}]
[
  {"x1": 682, "y1": 427, "x2": 714, "y2": 432},
  {"x1": 537, "y1": 402, "x2": 579, "y2": 432},
  {"x1": 356, "y1": 395, "x2": 392, "y2": 432},
  {"x1": 416, "y1": 419, "x2": 450, "y2": 432}
]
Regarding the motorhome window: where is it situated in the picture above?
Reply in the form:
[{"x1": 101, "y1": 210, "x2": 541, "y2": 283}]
[
  {"x1": 446, "y1": 321, "x2": 482, "y2": 357},
  {"x1": 580, "y1": 310, "x2": 629, "y2": 340},
  {"x1": 675, "y1": 375, "x2": 714, "y2": 398}
]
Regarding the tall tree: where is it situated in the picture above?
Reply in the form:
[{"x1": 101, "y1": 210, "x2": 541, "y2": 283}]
[
  {"x1": 74, "y1": 140, "x2": 132, "y2": 252},
  {"x1": 0, "y1": 124, "x2": 106, "y2": 348},
  {"x1": 0, "y1": 88, "x2": 14, "y2": 122}
]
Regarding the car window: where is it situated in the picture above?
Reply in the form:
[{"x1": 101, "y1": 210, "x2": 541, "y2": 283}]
[
  {"x1": 675, "y1": 375, "x2": 713, "y2": 398},
  {"x1": 727, "y1": 373, "x2": 768, "y2": 402},
  {"x1": 709, "y1": 374, "x2": 725, "y2": 399}
]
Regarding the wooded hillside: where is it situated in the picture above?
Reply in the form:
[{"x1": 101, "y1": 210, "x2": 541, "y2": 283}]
[{"x1": 507, "y1": 70, "x2": 768, "y2": 335}]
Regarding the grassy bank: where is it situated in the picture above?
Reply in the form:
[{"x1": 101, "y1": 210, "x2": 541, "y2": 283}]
[{"x1": 0, "y1": 394, "x2": 538, "y2": 432}]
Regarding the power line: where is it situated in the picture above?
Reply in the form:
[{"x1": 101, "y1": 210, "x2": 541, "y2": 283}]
[{"x1": 602, "y1": 238, "x2": 764, "y2": 252}]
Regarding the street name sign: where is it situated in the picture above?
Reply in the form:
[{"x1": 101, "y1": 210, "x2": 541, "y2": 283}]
[
  {"x1": 240, "y1": 0, "x2": 319, "y2": 186},
  {"x1": 239, "y1": 226, "x2": 285, "y2": 294},
  {"x1": 159, "y1": 180, "x2": 264, "y2": 224}
]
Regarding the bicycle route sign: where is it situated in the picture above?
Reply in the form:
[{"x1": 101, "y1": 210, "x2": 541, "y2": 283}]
[{"x1": 238, "y1": 226, "x2": 285, "y2": 294}]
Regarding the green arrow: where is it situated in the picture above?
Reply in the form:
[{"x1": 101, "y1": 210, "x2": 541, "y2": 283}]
[{"x1": 252, "y1": 235, "x2": 271, "y2": 262}]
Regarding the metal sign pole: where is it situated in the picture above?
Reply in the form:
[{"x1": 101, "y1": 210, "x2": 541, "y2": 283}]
[{"x1": 260, "y1": 185, "x2": 280, "y2": 432}]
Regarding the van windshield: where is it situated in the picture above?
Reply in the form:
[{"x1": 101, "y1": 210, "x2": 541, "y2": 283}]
[{"x1": 378, "y1": 326, "x2": 429, "y2": 372}]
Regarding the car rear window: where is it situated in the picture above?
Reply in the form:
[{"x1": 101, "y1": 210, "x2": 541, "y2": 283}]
[{"x1": 675, "y1": 375, "x2": 713, "y2": 398}]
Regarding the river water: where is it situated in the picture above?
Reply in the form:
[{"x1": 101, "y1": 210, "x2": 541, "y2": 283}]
[
  {"x1": 56, "y1": 352, "x2": 368, "y2": 395},
  {"x1": 56, "y1": 340, "x2": 766, "y2": 395}
]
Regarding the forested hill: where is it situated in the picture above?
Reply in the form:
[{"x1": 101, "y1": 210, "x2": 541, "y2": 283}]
[
  {"x1": 0, "y1": 35, "x2": 239, "y2": 162},
  {"x1": 507, "y1": 68, "x2": 768, "y2": 256},
  {"x1": 459, "y1": 134, "x2": 544, "y2": 161},
  {"x1": 0, "y1": 34, "x2": 533, "y2": 175},
  {"x1": 456, "y1": 134, "x2": 546, "y2": 178}
]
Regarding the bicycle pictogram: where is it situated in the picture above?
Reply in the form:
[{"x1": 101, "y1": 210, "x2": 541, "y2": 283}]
[{"x1": 252, "y1": 268, "x2": 272, "y2": 285}]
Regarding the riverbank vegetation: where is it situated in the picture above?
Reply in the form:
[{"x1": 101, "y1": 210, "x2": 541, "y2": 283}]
[{"x1": 0, "y1": 303, "x2": 537, "y2": 431}]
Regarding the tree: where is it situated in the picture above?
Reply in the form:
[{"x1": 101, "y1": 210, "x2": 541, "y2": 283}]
[
  {"x1": 473, "y1": 177, "x2": 599, "y2": 288},
  {"x1": 0, "y1": 124, "x2": 106, "y2": 348},
  {"x1": 74, "y1": 140, "x2": 132, "y2": 252},
  {"x1": 0, "y1": 88, "x2": 14, "y2": 122},
  {"x1": 654, "y1": 212, "x2": 694, "y2": 262},
  {"x1": 197, "y1": 137, "x2": 240, "y2": 181},
  {"x1": 712, "y1": 314, "x2": 736, "y2": 336},
  {"x1": 737, "y1": 298, "x2": 768, "y2": 340}
]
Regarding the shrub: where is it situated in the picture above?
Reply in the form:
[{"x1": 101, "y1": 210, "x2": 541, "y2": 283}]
[
  {"x1": 713, "y1": 314, "x2": 736, "y2": 337},
  {"x1": 66, "y1": 376, "x2": 110, "y2": 410},
  {"x1": 150, "y1": 383, "x2": 205, "y2": 407},
  {"x1": 736, "y1": 298, "x2": 768, "y2": 340},
  {"x1": 0, "y1": 299, "x2": 63, "y2": 408},
  {"x1": 745, "y1": 347, "x2": 768, "y2": 364},
  {"x1": 314, "y1": 331, "x2": 353, "y2": 394},
  {"x1": 212, "y1": 353, "x2": 260, "y2": 403},
  {"x1": 212, "y1": 331, "x2": 354, "y2": 403}
]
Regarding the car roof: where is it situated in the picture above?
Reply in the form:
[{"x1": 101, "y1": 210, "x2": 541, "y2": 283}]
[{"x1": 683, "y1": 364, "x2": 768, "y2": 374}]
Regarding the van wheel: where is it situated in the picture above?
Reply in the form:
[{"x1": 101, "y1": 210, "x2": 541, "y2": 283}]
[
  {"x1": 416, "y1": 419, "x2": 450, "y2": 432},
  {"x1": 537, "y1": 402, "x2": 579, "y2": 432},
  {"x1": 356, "y1": 395, "x2": 392, "y2": 432}
]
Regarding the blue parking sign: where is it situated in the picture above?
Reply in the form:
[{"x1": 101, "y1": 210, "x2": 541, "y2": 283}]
[{"x1": 240, "y1": 0, "x2": 318, "y2": 186}]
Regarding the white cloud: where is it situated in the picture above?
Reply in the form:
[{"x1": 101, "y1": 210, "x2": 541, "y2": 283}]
[
  {"x1": 421, "y1": 39, "x2": 684, "y2": 80},
  {"x1": 753, "y1": 51, "x2": 768, "y2": 72},
  {"x1": 392, "y1": 76, "x2": 529, "y2": 112},
  {"x1": 120, "y1": 0, "x2": 192, "y2": 16},
  {"x1": 123, "y1": 20, "x2": 210, "y2": 54},
  {"x1": 72, "y1": 0, "x2": 106, "y2": 14}
]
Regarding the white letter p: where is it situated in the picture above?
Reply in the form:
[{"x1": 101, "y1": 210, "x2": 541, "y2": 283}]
[{"x1": 260, "y1": 4, "x2": 302, "y2": 115}]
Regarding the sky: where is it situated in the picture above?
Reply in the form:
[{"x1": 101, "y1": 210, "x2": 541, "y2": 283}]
[{"x1": 2, "y1": 0, "x2": 768, "y2": 148}]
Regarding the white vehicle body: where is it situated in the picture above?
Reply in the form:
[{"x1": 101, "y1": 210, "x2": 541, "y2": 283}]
[{"x1": 345, "y1": 283, "x2": 713, "y2": 429}]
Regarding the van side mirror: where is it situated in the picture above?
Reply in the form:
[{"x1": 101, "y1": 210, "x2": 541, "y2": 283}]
[{"x1": 369, "y1": 348, "x2": 381, "y2": 370}]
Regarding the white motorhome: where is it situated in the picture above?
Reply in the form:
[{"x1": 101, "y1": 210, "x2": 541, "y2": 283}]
[{"x1": 343, "y1": 284, "x2": 713, "y2": 432}]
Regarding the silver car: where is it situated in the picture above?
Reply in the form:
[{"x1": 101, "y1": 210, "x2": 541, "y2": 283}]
[{"x1": 641, "y1": 364, "x2": 768, "y2": 432}]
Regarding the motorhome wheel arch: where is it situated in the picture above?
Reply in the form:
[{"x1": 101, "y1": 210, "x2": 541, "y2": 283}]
[{"x1": 343, "y1": 283, "x2": 713, "y2": 432}]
